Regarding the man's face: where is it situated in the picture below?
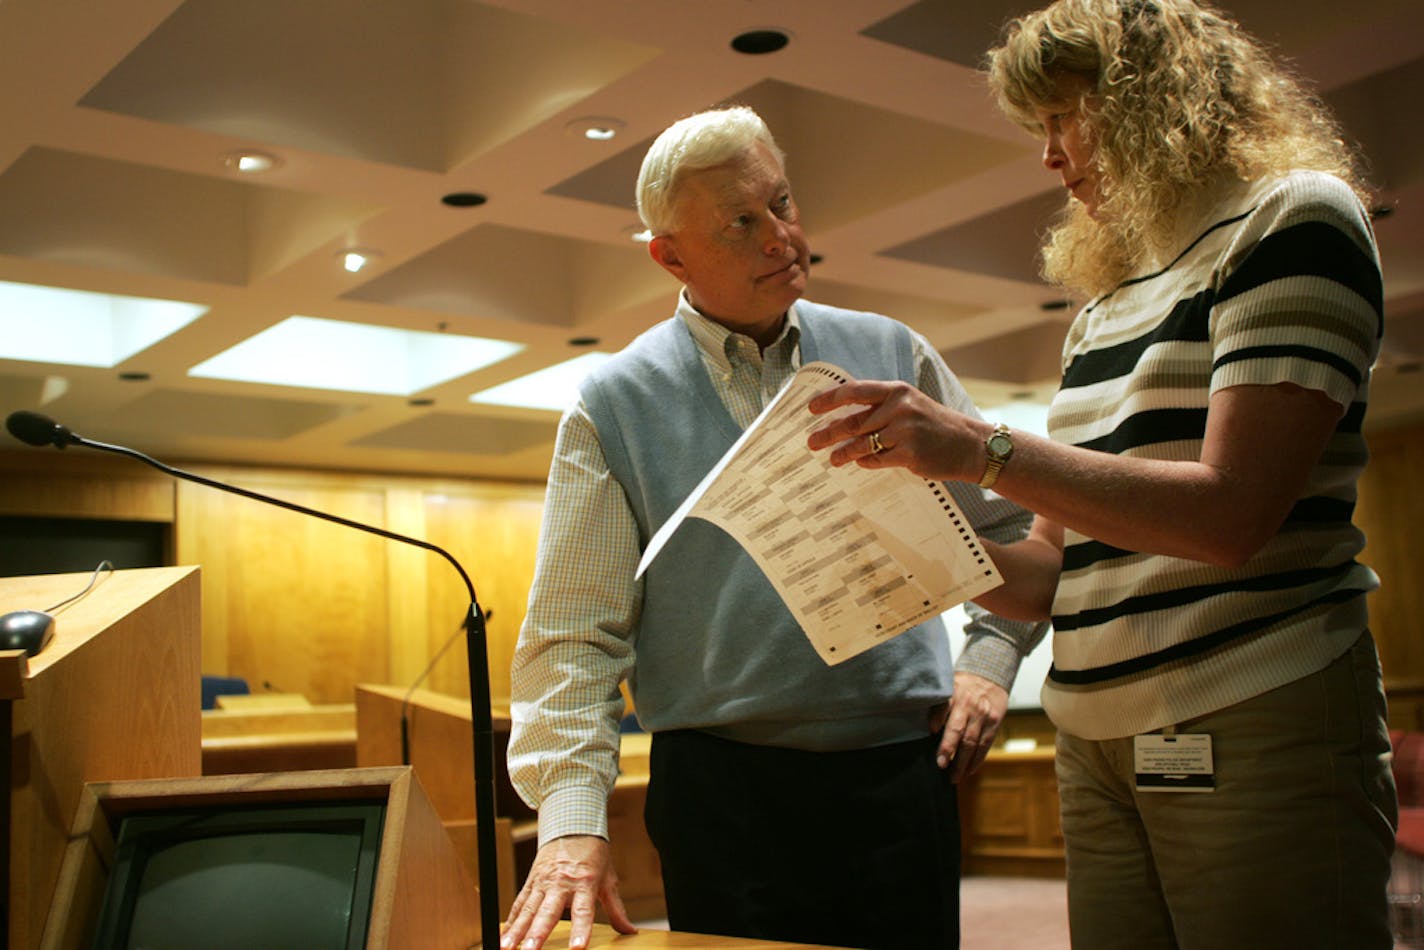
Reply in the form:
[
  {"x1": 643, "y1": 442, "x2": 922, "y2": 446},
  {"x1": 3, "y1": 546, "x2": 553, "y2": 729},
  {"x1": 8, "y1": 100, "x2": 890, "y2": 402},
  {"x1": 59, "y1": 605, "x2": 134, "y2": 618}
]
[{"x1": 648, "y1": 142, "x2": 811, "y2": 346}]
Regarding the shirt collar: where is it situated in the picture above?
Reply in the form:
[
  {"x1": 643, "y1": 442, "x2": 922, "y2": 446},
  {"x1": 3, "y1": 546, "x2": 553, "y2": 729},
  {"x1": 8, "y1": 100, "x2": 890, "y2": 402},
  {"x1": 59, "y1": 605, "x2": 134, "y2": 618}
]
[{"x1": 675, "y1": 290, "x2": 802, "y2": 373}]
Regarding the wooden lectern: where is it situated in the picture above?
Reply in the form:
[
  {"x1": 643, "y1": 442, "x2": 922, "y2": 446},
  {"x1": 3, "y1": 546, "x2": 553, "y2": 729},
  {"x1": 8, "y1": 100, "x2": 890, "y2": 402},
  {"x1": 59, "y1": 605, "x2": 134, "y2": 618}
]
[
  {"x1": 0, "y1": 567, "x2": 202, "y2": 950},
  {"x1": 355, "y1": 684, "x2": 666, "y2": 922},
  {"x1": 355, "y1": 684, "x2": 523, "y2": 916},
  {"x1": 39, "y1": 766, "x2": 480, "y2": 950}
]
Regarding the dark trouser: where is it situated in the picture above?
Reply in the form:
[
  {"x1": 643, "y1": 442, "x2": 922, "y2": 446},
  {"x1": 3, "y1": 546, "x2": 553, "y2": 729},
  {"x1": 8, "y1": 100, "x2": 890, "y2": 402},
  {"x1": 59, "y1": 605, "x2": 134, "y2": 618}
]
[{"x1": 645, "y1": 728, "x2": 960, "y2": 950}]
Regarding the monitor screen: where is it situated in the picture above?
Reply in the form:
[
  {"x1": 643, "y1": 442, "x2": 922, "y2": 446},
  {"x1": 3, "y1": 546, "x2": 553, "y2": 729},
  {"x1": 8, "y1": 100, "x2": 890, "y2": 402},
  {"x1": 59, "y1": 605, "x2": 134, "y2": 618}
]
[
  {"x1": 0, "y1": 515, "x2": 167, "y2": 578},
  {"x1": 90, "y1": 801, "x2": 385, "y2": 950}
]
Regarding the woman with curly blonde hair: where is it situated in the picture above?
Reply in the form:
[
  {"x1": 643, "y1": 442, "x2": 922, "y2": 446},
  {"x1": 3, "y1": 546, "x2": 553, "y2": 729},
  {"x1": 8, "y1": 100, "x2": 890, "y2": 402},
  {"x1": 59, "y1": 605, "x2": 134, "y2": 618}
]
[
  {"x1": 806, "y1": 0, "x2": 1395, "y2": 946},
  {"x1": 991, "y1": 0, "x2": 1371, "y2": 297}
]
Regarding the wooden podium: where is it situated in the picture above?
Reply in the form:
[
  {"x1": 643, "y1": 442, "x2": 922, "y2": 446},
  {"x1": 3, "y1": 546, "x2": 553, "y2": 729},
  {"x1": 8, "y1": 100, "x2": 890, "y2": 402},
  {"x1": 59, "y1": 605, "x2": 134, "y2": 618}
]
[
  {"x1": 354, "y1": 684, "x2": 523, "y2": 916},
  {"x1": 0, "y1": 566, "x2": 203, "y2": 950},
  {"x1": 38, "y1": 766, "x2": 480, "y2": 949},
  {"x1": 355, "y1": 684, "x2": 666, "y2": 922}
]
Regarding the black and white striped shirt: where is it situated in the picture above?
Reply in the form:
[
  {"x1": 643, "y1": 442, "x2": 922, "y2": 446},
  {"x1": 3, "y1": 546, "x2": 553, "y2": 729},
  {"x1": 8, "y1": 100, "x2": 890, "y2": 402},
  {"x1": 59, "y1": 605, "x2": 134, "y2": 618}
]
[{"x1": 1042, "y1": 171, "x2": 1383, "y2": 739}]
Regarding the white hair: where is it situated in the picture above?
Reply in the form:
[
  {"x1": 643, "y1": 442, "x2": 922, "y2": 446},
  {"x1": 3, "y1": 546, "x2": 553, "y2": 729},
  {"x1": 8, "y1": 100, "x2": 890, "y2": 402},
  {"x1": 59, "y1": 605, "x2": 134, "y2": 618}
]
[{"x1": 635, "y1": 106, "x2": 786, "y2": 234}]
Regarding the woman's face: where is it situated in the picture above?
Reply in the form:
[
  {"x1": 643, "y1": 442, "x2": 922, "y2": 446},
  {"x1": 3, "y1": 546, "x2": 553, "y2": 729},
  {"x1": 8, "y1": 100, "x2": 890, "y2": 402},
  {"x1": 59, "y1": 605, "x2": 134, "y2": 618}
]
[{"x1": 1034, "y1": 74, "x2": 1101, "y2": 216}]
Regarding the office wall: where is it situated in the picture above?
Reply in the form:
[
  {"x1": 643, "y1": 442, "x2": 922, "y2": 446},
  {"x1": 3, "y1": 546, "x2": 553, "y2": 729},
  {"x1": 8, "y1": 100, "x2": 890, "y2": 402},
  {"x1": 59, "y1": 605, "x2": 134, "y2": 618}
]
[
  {"x1": 0, "y1": 450, "x2": 543, "y2": 705},
  {"x1": 1, "y1": 415, "x2": 1421, "y2": 712}
]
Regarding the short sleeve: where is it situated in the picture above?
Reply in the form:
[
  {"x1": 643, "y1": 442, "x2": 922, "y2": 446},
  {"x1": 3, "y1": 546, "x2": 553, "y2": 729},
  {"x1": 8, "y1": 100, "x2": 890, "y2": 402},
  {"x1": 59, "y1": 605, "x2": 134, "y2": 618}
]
[{"x1": 1209, "y1": 172, "x2": 1383, "y2": 409}]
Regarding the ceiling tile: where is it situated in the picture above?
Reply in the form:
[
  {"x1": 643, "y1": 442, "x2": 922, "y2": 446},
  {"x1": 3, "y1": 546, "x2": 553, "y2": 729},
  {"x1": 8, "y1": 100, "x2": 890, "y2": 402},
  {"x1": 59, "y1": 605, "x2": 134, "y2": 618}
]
[
  {"x1": 861, "y1": 0, "x2": 1035, "y2": 69},
  {"x1": 80, "y1": 0, "x2": 658, "y2": 172},
  {"x1": 550, "y1": 78, "x2": 1027, "y2": 234},
  {"x1": 105, "y1": 388, "x2": 366, "y2": 441},
  {"x1": 351, "y1": 412, "x2": 556, "y2": 457},
  {"x1": 0, "y1": 147, "x2": 379, "y2": 284},
  {"x1": 344, "y1": 223, "x2": 668, "y2": 328},
  {"x1": 881, "y1": 187, "x2": 1063, "y2": 284}
]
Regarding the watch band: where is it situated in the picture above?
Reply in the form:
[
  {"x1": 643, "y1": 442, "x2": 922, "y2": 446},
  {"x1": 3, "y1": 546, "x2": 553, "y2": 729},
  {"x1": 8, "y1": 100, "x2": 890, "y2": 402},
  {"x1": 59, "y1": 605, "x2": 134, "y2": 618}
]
[{"x1": 979, "y1": 423, "x2": 1013, "y2": 489}]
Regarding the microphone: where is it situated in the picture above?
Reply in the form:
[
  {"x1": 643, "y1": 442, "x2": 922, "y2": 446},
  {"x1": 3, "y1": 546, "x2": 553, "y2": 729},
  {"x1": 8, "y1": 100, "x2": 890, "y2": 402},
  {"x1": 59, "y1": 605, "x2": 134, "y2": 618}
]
[
  {"x1": 5, "y1": 410, "x2": 502, "y2": 943},
  {"x1": 6, "y1": 409, "x2": 79, "y2": 449}
]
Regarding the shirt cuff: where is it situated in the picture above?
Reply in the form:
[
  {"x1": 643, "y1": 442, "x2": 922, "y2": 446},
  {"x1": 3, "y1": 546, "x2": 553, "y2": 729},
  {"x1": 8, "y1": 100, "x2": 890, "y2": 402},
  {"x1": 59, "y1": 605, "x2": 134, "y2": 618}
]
[
  {"x1": 954, "y1": 631, "x2": 1025, "y2": 692},
  {"x1": 536, "y1": 783, "x2": 611, "y2": 847}
]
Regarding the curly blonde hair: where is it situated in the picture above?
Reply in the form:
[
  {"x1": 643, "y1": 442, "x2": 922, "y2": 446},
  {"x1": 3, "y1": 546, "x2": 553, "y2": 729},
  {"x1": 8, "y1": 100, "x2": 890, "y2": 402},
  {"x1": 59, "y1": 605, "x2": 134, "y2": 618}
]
[{"x1": 986, "y1": 0, "x2": 1370, "y2": 297}]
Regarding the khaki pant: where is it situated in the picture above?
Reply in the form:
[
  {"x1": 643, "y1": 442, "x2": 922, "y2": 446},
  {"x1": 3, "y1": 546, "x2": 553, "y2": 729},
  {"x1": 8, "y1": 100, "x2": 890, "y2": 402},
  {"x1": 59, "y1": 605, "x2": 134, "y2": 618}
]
[{"x1": 1056, "y1": 632, "x2": 1397, "y2": 949}]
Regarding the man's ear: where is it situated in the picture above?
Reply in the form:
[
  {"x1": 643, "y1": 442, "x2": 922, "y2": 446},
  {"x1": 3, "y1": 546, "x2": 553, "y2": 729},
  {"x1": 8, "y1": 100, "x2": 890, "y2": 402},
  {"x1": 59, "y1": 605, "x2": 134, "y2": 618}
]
[{"x1": 648, "y1": 235, "x2": 686, "y2": 281}]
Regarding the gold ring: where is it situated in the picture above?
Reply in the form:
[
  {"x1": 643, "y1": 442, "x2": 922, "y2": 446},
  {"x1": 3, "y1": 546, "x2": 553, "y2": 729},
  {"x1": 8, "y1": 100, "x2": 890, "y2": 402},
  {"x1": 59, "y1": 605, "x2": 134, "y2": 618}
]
[{"x1": 868, "y1": 431, "x2": 885, "y2": 454}]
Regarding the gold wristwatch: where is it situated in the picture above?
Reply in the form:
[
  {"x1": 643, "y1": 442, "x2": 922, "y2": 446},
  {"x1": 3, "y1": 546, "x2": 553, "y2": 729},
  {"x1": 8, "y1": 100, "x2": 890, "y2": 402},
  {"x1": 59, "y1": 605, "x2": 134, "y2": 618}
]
[{"x1": 979, "y1": 423, "x2": 1014, "y2": 489}]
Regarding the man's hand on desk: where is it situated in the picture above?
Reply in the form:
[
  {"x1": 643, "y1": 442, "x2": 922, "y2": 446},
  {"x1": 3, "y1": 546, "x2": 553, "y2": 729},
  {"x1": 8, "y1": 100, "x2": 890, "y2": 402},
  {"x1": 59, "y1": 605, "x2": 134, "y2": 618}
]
[
  {"x1": 501, "y1": 834, "x2": 636, "y2": 950},
  {"x1": 937, "y1": 671, "x2": 1009, "y2": 782}
]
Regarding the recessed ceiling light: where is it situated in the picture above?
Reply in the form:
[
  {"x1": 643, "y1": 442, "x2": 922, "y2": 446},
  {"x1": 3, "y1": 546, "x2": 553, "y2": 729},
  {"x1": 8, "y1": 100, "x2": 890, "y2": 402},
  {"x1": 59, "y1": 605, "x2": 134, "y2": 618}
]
[
  {"x1": 625, "y1": 225, "x2": 653, "y2": 243},
  {"x1": 223, "y1": 150, "x2": 282, "y2": 174},
  {"x1": 442, "y1": 192, "x2": 488, "y2": 208},
  {"x1": 340, "y1": 249, "x2": 380, "y2": 273},
  {"x1": 731, "y1": 29, "x2": 790, "y2": 55},
  {"x1": 565, "y1": 116, "x2": 625, "y2": 141}
]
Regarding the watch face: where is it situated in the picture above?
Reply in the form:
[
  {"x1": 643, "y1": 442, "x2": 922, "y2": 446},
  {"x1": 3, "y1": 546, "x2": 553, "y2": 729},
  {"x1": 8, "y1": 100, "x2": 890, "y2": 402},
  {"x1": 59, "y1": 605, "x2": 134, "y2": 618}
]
[{"x1": 987, "y1": 433, "x2": 1013, "y2": 457}]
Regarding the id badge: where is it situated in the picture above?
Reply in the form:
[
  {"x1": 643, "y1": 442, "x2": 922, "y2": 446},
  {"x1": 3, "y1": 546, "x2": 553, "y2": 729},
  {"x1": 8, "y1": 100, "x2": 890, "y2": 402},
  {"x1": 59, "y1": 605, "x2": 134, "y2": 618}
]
[{"x1": 1133, "y1": 731, "x2": 1214, "y2": 792}]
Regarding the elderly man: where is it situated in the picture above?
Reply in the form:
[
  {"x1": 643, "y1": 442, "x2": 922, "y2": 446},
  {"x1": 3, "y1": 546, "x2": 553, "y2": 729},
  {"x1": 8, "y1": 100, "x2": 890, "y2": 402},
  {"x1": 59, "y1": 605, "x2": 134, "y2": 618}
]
[{"x1": 502, "y1": 106, "x2": 1046, "y2": 950}]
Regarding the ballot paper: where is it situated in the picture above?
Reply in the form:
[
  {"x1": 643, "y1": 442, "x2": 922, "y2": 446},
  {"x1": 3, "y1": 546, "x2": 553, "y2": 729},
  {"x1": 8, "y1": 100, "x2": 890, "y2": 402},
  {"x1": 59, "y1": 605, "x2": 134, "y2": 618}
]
[{"x1": 636, "y1": 361, "x2": 1002, "y2": 665}]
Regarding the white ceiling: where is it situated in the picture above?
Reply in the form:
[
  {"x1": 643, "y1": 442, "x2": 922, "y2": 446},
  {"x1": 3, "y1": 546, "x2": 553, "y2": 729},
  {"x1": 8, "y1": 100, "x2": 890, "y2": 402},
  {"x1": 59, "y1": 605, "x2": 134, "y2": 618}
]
[{"x1": 2, "y1": 0, "x2": 1420, "y2": 482}]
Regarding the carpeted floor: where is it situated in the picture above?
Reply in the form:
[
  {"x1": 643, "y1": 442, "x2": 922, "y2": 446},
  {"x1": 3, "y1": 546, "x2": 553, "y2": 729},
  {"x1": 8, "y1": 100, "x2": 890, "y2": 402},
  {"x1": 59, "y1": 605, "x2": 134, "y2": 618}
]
[{"x1": 961, "y1": 875, "x2": 1070, "y2": 949}]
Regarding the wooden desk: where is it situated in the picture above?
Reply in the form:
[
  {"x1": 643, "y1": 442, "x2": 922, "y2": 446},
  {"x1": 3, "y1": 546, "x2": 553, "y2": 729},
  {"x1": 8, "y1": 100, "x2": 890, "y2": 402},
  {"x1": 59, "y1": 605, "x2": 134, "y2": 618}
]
[
  {"x1": 213, "y1": 691, "x2": 311, "y2": 710},
  {"x1": 539, "y1": 921, "x2": 847, "y2": 948},
  {"x1": 354, "y1": 686, "x2": 666, "y2": 920},
  {"x1": 200, "y1": 702, "x2": 357, "y2": 774},
  {"x1": 957, "y1": 745, "x2": 1064, "y2": 877}
]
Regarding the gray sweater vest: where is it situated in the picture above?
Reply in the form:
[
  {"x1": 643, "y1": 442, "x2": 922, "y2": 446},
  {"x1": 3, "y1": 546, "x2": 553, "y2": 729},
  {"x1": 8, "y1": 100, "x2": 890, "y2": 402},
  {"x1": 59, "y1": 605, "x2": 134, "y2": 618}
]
[{"x1": 581, "y1": 301, "x2": 952, "y2": 750}]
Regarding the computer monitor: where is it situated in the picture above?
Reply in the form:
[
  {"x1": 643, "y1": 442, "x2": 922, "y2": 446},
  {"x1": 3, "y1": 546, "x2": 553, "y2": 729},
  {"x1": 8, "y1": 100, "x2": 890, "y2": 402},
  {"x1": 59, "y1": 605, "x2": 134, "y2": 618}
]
[
  {"x1": 43, "y1": 768, "x2": 482, "y2": 950},
  {"x1": 89, "y1": 801, "x2": 384, "y2": 950},
  {"x1": 0, "y1": 514, "x2": 168, "y2": 578}
]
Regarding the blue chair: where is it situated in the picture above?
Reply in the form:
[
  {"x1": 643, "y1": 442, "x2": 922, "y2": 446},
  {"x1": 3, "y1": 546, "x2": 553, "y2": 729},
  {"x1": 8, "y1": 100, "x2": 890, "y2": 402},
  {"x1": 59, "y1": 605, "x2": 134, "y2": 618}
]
[{"x1": 200, "y1": 674, "x2": 251, "y2": 710}]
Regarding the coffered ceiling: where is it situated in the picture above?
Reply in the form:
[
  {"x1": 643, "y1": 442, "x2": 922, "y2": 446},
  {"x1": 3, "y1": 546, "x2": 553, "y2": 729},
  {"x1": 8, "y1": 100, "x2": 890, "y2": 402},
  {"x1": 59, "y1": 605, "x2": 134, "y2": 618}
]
[{"x1": 2, "y1": 0, "x2": 1420, "y2": 482}]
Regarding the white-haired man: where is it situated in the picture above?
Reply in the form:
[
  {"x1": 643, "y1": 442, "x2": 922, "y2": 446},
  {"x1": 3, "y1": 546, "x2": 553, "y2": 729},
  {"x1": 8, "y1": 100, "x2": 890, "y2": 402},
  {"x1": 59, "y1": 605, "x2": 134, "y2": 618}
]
[{"x1": 502, "y1": 106, "x2": 1046, "y2": 950}]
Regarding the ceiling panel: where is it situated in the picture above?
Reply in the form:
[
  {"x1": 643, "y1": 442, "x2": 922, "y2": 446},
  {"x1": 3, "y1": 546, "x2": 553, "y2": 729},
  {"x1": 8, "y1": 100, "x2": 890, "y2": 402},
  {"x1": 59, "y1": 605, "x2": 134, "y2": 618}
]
[{"x1": 0, "y1": 0, "x2": 1418, "y2": 480}]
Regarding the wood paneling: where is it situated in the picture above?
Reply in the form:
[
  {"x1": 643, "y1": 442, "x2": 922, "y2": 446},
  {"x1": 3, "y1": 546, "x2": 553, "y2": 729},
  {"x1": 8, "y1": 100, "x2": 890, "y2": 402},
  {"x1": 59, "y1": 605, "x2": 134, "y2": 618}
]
[
  {"x1": 958, "y1": 748, "x2": 1064, "y2": 878},
  {"x1": 167, "y1": 463, "x2": 545, "y2": 705},
  {"x1": 175, "y1": 470, "x2": 392, "y2": 703},
  {"x1": 0, "y1": 451, "x2": 173, "y2": 522},
  {"x1": 0, "y1": 450, "x2": 545, "y2": 708},
  {"x1": 1358, "y1": 422, "x2": 1424, "y2": 728},
  {"x1": 417, "y1": 486, "x2": 545, "y2": 703}
]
